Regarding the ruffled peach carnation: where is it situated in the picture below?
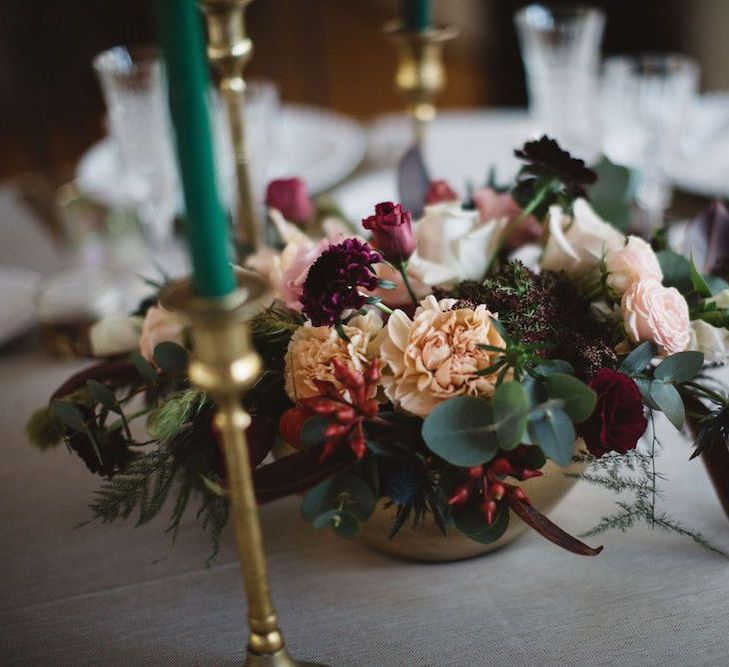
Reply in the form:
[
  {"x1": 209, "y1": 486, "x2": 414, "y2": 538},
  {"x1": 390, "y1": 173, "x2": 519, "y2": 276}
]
[
  {"x1": 284, "y1": 311, "x2": 383, "y2": 401},
  {"x1": 621, "y1": 279, "x2": 690, "y2": 355},
  {"x1": 605, "y1": 235, "x2": 663, "y2": 295},
  {"x1": 379, "y1": 296, "x2": 508, "y2": 417}
]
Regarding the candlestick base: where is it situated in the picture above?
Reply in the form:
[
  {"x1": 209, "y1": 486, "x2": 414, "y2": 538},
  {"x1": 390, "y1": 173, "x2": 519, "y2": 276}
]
[
  {"x1": 161, "y1": 271, "x2": 329, "y2": 667},
  {"x1": 245, "y1": 647, "x2": 327, "y2": 666},
  {"x1": 383, "y1": 20, "x2": 458, "y2": 147}
]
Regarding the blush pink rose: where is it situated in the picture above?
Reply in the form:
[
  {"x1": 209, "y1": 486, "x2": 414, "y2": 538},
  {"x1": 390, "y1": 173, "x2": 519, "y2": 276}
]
[
  {"x1": 139, "y1": 305, "x2": 185, "y2": 364},
  {"x1": 606, "y1": 236, "x2": 663, "y2": 295},
  {"x1": 621, "y1": 279, "x2": 690, "y2": 355},
  {"x1": 472, "y1": 186, "x2": 541, "y2": 248}
]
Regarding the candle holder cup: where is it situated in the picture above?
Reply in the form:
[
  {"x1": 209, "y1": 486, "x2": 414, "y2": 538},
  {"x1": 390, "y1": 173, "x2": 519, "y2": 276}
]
[
  {"x1": 383, "y1": 21, "x2": 458, "y2": 147},
  {"x1": 161, "y1": 272, "x2": 326, "y2": 667}
]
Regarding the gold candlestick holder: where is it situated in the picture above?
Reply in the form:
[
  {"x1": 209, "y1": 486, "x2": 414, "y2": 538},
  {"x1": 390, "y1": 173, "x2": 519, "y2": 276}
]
[
  {"x1": 161, "y1": 272, "x2": 325, "y2": 667},
  {"x1": 384, "y1": 21, "x2": 458, "y2": 148},
  {"x1": 201, "y1": 0, "x2": 261, "y2": 255}
]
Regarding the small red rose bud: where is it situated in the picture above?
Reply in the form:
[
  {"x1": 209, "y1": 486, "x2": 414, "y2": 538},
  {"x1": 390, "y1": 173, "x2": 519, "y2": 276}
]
[
  {"x1": 482, "y1": 499, "x2": 498, "y2": 525},
  {"x1": 265, "y1": 177, "x2": 314, "y2": 226},
  {"x1": 363, "y1": 360, "x2": 381, "y2": 383},
  {"x1": 361, "y1": 201, "x2": 416, "y2": 264},
  {"x1": 278, "y1": 407, "x2": 309, "y2": 449},
  {"x1": 489, "y1": 482, "x2": 506, "y2": 501},
  {"x1": 489, "y1": 458, "x2": 512, "y2": 477},
  {"x1": 468, "y1": 466, "x2": 483, "y2": 479},
  {"x1": 361, "y1": 400, "x2": 379, "y2": 419},
  {"x1": 424, "y1": 180, "x2": 459, "y2": 205},
  {"x1": 448, "y1": 483, "x2": 471, "y2": 506},
  {"x1": 350, "y1": 431, "x2": 367, "y2": 459}
]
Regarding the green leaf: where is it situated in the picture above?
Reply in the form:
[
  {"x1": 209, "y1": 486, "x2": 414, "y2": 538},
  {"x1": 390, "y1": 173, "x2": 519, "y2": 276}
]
[
  {"x1": 130, "y1": 350, "x2": 158, "y2": 383},
  {"x1": 489, "y1": 317, "x2": 512, "y2": 344},
  {"x1": 654, "y1": 351, "x2": 704, "y2": 383},
  {"x1": 300, "y1": 473, "x2": 376, "y2": 522},
  {"x1": 300, "y1": 415, "x2": 330, "y2": 449},
  {"x1": 528, "y1": 407, "x2": 575, "y2": 467},
  {"x1": 620, "y1": 341, "x2": 656, "y2": 375},
  {"x1": 51, "y1": 400, "x2": 86, "y2": 431},
  {"x1": 532, "y1": 359, "x2": 574, "y2": 377},
  {"x1": 86, "y1": 379, "x2": 117, "y2": 411},
  {"x1": 649, "y1": 380, "x2": 685, "y2": 430},
  {"x1": 153, "y1": 341, "x2": 189, "y2": 375},
  {"x1": 492, "y1": 381, "x2": 529, "y2": 449},
  {"x1": 634, "y1": 378, "x2": 659, "y2": 410},
  {"x1": 544, "y1": 373, "x2": 597, "y2": 423},
  {"x1": 454, "y1": 499, "x2": 510, "y2": 544},
  {"x1": 689, "y1": 256, "x2": 712, "y2": 298},
  {"x1": 587, "y1": 157, "x2": 633, "y2": 231},
  {"x1": 421, "y1": 396, "x2": 498, "y2": 467},
  {"x1": 657, "y1": 250, "x2": 692, "y2": 293},
  {"x1": 312, "y1": 508, "x2": 341, "y2": 530}
]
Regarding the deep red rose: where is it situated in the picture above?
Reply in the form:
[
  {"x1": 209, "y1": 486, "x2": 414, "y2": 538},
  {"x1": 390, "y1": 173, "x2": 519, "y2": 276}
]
[
  {"x1": 361, "y1": 201, "x2": 415, "y2": 264},
  {"x1": 577, "y1": 368, "x2": 648, "y2": 457},
  {"x1": 265, "y1": 177, "x2": 314, "y2": 226},
  {"x1": 424, "y1": 179, "x2": 459, "y2": 205}
]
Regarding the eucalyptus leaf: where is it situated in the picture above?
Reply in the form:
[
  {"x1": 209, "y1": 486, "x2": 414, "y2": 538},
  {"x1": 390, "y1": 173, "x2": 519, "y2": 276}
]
[
  {"x1": 454, "y1": 499, "x2": 509, "y2": 544},
  {"x1": 657, "y1": 250, "x2": 692, "y2": 293},
  {"x1": 587, "y1": 157, "x2": 632, "y2": 231},
  {"x1": 153, "y1": 341, "x2": 189, "y2": 375},
  {"x1": 492, "y1": 381, "x2": 529, "y2": 450},
  {"x1": 130, "y1": 350, "x2": 158, "y2": 384},
  {"x1": 312, "y1": 509, "x2": 341, "y2": 530},
  {"x1": 649, "y1": 380, "x2": 685, "y2": 430},
  {"x1": 532, "y1": 359, "x2": 574, "y2": 377},
  {"x1": 544, "y1": 373, "x2": 597, "y2": 423},
  {"x1": 51, "y1": 400, "x2": 86, "y2": 432},
  {"x1": 654, "y1": 351, "x2": 704, "y2": 383},
  {"x1": 620, "y1": 341, "x2": 656, "y2": 375},
  {"x1": 300, "y1": 473, "x2": 376, "y2": 522},
  {"x1": 422, "y1": 396, "x2": 498, "y2": 467},
  {"x1": 86, "y1": 379, "x2": 117, "y2": 411},
  {"x1": 634, "y1": 377, "x2": 659, "y2": 410},
  {"x1": 333, "y1": 510, "x2": 361, "y2": 539},
  {"x1": 528, "y1": 407, "x2": 575, "y2": 467}
]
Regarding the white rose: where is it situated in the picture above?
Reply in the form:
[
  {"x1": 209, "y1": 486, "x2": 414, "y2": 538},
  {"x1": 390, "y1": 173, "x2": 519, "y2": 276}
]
[
  {"x1": 89, "y1": 314, "x2": 143, "y2": 357},
  {"x1": 709, "y1": 288, "x2": 729, "y2": 309},
  {"x1": 541, "y1": 199, "x2": 624, "y2": 278},
  {"x1": 412, "y1": 202, "x2": 508, "y2": 286},
  {"x1": 688, "y1": 319, "x2": 729, "y2": 363}
]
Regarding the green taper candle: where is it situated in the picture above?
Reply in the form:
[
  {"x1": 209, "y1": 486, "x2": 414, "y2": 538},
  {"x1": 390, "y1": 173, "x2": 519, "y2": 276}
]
[
  {"x1": 154, "y1": 0, "x2": 236, "y2": 298},
  {"x1": 402, "y1": 0, "x2": 433, "y2": 31}
]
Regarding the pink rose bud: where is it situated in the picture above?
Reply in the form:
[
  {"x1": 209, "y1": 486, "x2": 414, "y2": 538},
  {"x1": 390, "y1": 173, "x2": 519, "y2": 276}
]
[
  {"x1": 265, "y1": 177, "x2": 314, "y2": 226},
  {"x1": 362, "y1": 201, "x2": 416, "y2": 264},
  {"x1": 424, "y1": 180, "x2": 459, "y2": 205}
]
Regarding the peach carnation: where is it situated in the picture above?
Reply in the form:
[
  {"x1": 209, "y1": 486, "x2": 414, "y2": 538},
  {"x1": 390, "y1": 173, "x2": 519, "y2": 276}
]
[
  {"x1": 284, "y1": 311, "x2": 383, "y2": 401},
  {"x1": 605, "y1": 236, "x2": 663, "y2": 295},
  {"x1": 621, "y1": 279, "x2": 690, "y2": 355},
  {"x1": 379, "y1": 296, "x2": 508, "y2": 417}
]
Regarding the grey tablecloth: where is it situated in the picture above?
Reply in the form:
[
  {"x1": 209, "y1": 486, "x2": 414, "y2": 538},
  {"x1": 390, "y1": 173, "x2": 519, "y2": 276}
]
[{"x1": 2, "y1": 187, "x2": 729, "y2": 666}]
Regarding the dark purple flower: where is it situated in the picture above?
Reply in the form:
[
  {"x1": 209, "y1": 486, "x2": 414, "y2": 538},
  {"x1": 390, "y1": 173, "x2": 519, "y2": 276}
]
[
  {"x1": 265, "y1": 177, "x2": 314, "y2": 226},
  {"x1": 300, "y1": 238, "x2": 381, "y2": 326},
  {"x1": 362, "y1": 202, "x2": 415, "y2": 264}
]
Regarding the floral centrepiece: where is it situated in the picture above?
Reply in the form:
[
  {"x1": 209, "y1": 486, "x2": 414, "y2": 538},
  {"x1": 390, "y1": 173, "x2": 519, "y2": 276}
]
[{"x1": 29, "y1": 136, "x2": 729, "y2": 560}]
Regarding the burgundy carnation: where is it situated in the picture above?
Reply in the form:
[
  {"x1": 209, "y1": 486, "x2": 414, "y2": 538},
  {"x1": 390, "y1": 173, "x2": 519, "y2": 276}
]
[
  {"x1": 577, "y1": 368, "x2": 647, "y2": 458},
  {"x1": 362, "y1": 201, "x2": 415, "y2": 264},
  {"x1": 265, "y1": 177, "x2": 314, "y2": 226},
  {"x1": 424, "y1": 180, "x2": 459, "y2": 205},
  {"x1": 300, "y1": 238, "x2": 381, "y2": 326}
]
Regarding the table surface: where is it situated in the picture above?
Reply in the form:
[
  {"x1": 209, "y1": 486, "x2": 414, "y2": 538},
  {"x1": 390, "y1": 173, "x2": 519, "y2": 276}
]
[{"x1": 2, "y1": 158, "x2": 729, "y2": 666}]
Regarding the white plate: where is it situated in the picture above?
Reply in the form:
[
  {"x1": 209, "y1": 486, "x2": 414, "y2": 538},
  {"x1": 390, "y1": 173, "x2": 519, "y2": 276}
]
[
  {"x1": 0, "y1": 266, "x2": 42, "y2": 346},
  {"x1": 76, "y1": 105, "x2": 367, "y2": 208}
]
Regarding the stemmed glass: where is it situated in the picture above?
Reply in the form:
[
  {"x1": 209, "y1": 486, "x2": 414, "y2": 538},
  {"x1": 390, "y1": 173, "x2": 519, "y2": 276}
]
[
  {"x1": 601, "y1": 54, "x2": 700, "y2": 231},
  {"x1": 93, "y1": 46, "x2": 178, "y2": 247},
  {"x1": 515, "y1": 3, "x2": 606, "y2": 160}
]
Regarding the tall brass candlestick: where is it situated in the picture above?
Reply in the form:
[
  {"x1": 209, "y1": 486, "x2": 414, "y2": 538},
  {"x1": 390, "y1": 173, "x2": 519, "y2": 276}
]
[
  {"x1": 384, "y1": 21, "x2": 457, "y2": 147},
  {"x1": 201, "y1": 0, "x2": 261, "y2": 254},
  {"x1": 162, "y1": 274, "x2": 325, "y2": 667}
]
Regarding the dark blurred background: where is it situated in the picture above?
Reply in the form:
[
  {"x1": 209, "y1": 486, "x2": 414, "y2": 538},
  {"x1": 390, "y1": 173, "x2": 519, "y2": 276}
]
[{"x1": 1, "y1": 0, "x2": 726, "y2": 183}]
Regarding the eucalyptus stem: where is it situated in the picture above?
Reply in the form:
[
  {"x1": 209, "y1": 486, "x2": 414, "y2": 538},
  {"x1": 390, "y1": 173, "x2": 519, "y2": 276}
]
[
  {"x1": 398, "y1": 261, "x2": 419, "y2": 306},
  {"x1": 482, "y1": 178, "x2": 555, "y2": 279}
]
